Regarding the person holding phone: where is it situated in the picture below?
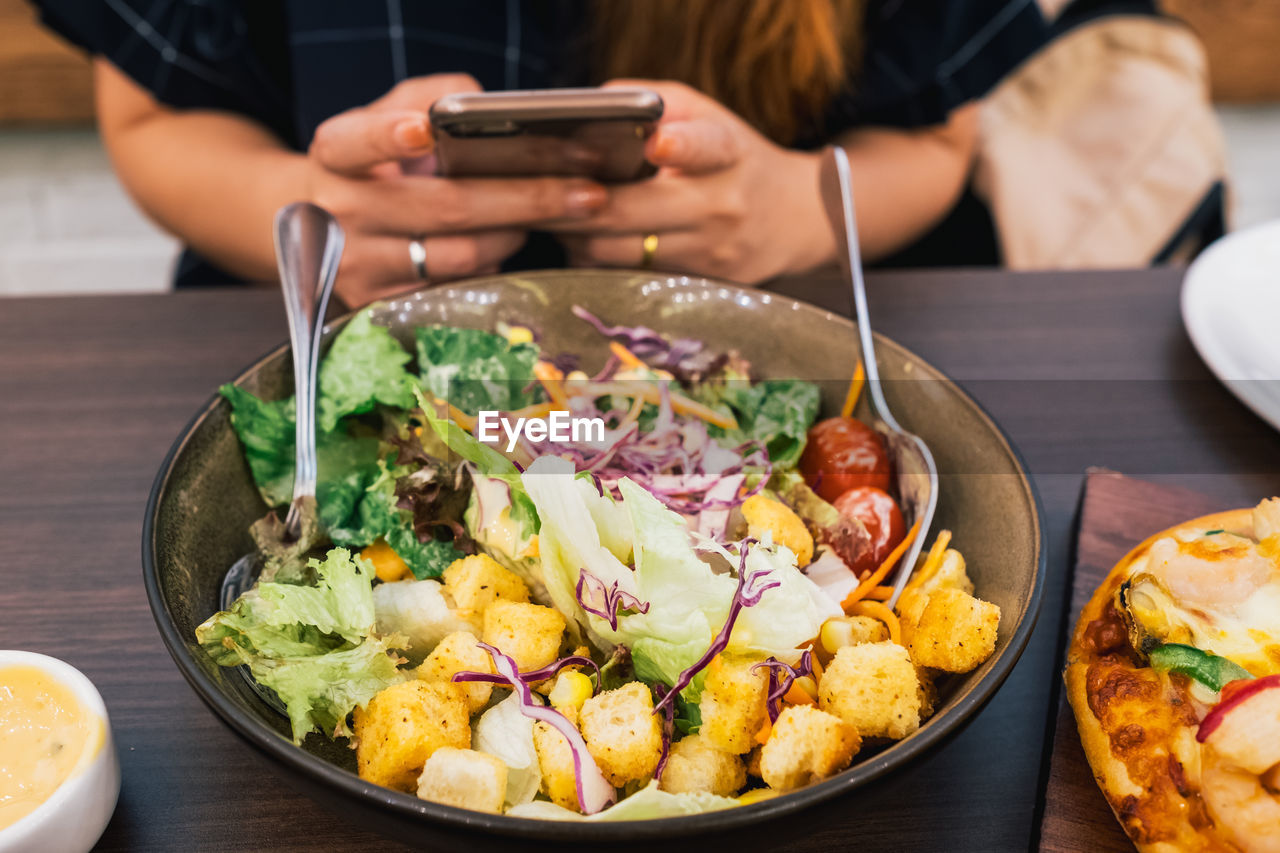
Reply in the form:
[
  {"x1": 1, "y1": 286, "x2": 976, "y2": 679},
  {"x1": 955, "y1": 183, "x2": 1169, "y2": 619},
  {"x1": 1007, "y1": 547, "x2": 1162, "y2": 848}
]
[{"x1": 35, "y1": 0, "x2": 1046, "y2": 306}]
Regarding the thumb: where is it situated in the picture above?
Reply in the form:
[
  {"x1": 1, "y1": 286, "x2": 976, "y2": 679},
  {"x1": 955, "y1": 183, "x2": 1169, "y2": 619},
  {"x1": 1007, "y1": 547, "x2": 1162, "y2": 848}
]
[{"x1": 646, "y1": 119, "x2": 741, "y2": 174}]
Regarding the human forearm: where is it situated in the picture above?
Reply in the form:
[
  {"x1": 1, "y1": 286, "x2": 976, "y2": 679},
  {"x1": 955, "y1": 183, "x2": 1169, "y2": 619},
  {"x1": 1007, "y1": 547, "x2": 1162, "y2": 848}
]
[
  {"x1": 94, "y1": 59, "x2": 306, "y2": 281},
  {"x1": 837, "y1": 103, "x2": 979, "y2": 262}
]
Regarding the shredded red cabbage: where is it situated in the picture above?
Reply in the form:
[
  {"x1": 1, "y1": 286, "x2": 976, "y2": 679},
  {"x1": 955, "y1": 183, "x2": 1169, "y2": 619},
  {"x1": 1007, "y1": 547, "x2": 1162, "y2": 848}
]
[
  {"x1": 652, "y1": 683, "x2": 676, "y2": 780},
  {"x1": 453, "y1": 653, "x2": 600, "y2": 689},
  {"x1": 575, "y1": 571, "x2": 650, "y2": 631},
  {"x1": 453, "y1": 643, "x2": 615, "y2": 814},
  {"x1": 652, "y1": 540, "x2": 781, "y2": 715},
  {"x1": 751, "y1": 649, "x2": 815, "y2": 723}
]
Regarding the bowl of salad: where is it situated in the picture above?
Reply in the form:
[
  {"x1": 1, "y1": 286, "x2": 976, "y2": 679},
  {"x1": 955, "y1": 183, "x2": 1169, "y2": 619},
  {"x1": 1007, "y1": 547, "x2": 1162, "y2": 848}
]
[{"x1": 143, "y1": 269, "x2": 1044, "y2": 849}]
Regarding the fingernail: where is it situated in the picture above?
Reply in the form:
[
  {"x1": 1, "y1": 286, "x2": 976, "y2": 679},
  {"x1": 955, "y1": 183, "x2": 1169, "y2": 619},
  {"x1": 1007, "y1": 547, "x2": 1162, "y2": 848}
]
[
  {"x1": 565, "y1": 185, "x2": 608, "y2": 216},
  {"x1": 394, "y1": 118, "x2": 432, "y2": 151},
  {"x1": 653, "y1": 132, "x2": 680, "y2": 162}
]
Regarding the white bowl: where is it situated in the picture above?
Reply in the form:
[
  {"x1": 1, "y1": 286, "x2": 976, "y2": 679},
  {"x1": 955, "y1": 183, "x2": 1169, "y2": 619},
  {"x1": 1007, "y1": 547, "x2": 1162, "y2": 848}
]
[{"x1": 0, "y1": 651, "x2": 120, "y2": 853}]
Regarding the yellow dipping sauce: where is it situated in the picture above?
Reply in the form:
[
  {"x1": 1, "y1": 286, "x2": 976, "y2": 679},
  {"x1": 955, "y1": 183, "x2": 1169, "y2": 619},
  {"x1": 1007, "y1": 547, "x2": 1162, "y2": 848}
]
[{"x1": 0, "y1": 665, "x2": 99, "y2": 830}]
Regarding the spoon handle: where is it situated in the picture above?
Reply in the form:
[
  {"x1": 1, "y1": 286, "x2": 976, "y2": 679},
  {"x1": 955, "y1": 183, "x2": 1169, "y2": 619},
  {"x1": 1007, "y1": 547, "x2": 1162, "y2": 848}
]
[
  {"x1": 818, "y1": 146, "x2": 901, "y2": 434},
  {"x1": 273, "y1": 202, "x2": 344, "y2": 534}
]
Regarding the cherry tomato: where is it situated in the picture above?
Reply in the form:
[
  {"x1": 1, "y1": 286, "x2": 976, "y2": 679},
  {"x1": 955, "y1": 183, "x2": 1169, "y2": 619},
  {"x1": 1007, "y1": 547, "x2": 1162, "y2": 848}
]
[
  {"x1": 799, "y1": 416, "x2": 891, "y2": 502},
  {"x1": 834, "y1": 486, "x2": 906, "y2": 574}
]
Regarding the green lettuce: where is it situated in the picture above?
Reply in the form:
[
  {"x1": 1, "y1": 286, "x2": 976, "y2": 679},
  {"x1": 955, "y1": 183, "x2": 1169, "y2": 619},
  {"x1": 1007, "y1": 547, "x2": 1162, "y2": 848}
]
[
  {"x1": 692, "y1": 375, "x2": 821, "y2": 468},
  {"x1": 220, "y1": 384, "x2": 296, "y2": 506},
  {"x1": 317, "y1": 312, "x2": 417, "y2": 432},
  {"x1": 506, "y1": 780, "x2": 738, "y2": 821},
  {"x1": 196, "y1": 548, "x2": 406, "y2": 742},
  {"x1": 415, "y1": 325, "x2": 543, "y2": 414}
]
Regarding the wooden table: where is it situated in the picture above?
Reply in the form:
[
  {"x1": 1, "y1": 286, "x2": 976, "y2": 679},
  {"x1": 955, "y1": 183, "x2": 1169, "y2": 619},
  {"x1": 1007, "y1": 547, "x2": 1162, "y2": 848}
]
[{"x1": 2, "y1": 268, "x2": 1278, "y2": 852}]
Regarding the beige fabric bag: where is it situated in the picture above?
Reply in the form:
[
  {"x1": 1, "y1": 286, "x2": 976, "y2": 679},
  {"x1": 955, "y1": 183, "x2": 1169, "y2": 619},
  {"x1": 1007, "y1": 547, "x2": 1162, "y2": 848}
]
[{"x1": 972, "y1": 10, "x2": 1227, "y2": 268}]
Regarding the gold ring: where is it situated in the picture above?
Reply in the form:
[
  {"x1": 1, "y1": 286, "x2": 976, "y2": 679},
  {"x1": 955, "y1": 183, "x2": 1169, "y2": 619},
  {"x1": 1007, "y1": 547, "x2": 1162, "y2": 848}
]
[
  {"x1": 640, "y1": 233, "x2": 658, "y2": 269},
  {"x1": 408, "y1": 237, "x2": 429, "y2": 282}
]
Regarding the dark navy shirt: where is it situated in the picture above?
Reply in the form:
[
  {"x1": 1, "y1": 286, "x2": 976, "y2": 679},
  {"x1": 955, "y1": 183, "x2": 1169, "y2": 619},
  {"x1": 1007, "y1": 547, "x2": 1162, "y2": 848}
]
[{"x1": 36, "y1": 0, "x2": 1047, "y2": 281}]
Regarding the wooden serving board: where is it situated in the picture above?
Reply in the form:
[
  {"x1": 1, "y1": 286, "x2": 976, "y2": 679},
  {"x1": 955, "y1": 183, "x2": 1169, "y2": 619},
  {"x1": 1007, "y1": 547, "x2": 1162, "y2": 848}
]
[{"x1": 1037, "y1": 470, "x2": 1225, "y2": 852}]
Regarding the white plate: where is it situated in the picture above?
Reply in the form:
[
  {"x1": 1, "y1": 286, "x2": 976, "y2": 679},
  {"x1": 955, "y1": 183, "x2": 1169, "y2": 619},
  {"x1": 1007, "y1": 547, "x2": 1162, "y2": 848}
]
[{"x1": 1181, "y1": 219, "x2": 1280, "y2": 431}]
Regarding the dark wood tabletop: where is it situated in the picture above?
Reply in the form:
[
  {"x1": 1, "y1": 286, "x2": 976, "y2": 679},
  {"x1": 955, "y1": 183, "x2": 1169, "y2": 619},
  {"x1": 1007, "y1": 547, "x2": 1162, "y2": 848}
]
[{"x1": 2, "y1": 267, "x2": 1278, "y2": 853}]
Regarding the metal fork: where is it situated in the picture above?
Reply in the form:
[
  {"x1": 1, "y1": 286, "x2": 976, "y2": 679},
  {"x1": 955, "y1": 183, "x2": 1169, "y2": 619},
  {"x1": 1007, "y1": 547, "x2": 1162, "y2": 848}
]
[{"x1": 818, "y1": 146, "x2": 939, "y2": 608}]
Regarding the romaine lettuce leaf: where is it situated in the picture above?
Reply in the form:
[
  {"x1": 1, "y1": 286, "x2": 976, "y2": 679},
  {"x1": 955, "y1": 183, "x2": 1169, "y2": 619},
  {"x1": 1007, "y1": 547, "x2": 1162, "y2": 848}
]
[
  {"x1": 196, "y1": 548, "x2": 406, "y2": 742},
  {"x1": 415, "y1": 325, "x2": 544, "y2": 414},
  {"x1": 317, "y1": 312, "x2": 418, "y2": 432},
  {"x1": 220, "y1": 384, "x2": 295, "y2": 506},
  {"x1": 506, "y1": 780, "x2": 738, "y2": 821},
  {"x1": 693, "y1": 376, "x2": 821, "y2": 468}
]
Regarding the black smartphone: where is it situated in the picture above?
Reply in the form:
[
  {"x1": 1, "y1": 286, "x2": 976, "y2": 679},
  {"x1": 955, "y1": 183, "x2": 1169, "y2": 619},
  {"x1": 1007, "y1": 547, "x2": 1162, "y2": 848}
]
[{"x1": 429, "y1": 88, "x2": 664, "y2": 183}]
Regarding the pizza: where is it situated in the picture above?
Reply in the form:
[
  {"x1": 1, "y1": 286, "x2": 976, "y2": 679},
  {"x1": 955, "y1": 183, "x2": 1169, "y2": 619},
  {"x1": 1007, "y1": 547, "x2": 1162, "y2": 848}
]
[{"x1": 1065, "y1": 498, "x2": 1280, "y2": 853}]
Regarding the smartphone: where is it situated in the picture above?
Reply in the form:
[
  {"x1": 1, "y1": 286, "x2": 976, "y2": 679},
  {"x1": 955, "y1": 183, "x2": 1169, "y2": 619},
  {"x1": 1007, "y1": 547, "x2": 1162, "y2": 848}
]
[{"x1": 429, "y1": 88, "x2": 663, "y2": 183}]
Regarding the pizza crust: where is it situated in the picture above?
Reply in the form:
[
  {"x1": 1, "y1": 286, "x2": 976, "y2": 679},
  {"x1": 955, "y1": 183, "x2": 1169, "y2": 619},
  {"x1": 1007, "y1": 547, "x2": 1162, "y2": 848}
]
[{"x1": 1065, "y1": 509, "x2": 1254, "y2": 853}]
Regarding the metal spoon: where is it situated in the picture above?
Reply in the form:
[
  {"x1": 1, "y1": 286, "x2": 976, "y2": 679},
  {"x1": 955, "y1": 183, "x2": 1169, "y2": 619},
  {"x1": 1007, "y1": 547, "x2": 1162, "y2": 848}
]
[
  {"x1": 818, "y1": 146, "x2": 938, "y2": 608},
  {"x1": 220, "y1": 202, "x2": 344, "y2": 710}
]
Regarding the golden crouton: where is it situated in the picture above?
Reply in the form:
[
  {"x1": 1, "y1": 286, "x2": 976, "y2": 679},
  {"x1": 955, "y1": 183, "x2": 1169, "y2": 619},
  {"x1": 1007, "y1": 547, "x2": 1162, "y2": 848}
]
[
  {"x1": 741, "y1": 494, "x2": 814, "y2": 567},
  {"x1": 578, "y1": 682, "x2": 663, "y2": 787},
  {"x1": 416, "y1": 747, "x2": 507, "y2": 813},
  {"x1": 353, "y1": 681, "x2": 470, "y2": 791},
  {"x1": 759, "y1": 705, "x2": 860, "y2": 791},
  {"x1": 700, "y1": 654, "x2": 769, "y2": 755},
  {"x1": 659, "y1": 733, "x2": 746, "y2": 796},
  {"x1": 443, "y1": 554, "x2": 530, "y2": 619},
  {"x1": 819, "y1": 642, "x2": 921, "y2": 740},
  {"x1": 819, "y1": 615, "x2": 889, "y2": 654},
  {"x1": 416, "y1": 631, "x2": 493, "y2": 713},
  {"x1": 481, "y1": 600, "x2": 566, "y2": 672},
  {"x1": 900, "y1": 587, "x2": 999, "y2": 673},
  {"x1": 532, "y1": 721, "x2": 582, "y2": 812},
  {"x1": 916, "y1": 667, "x2": 940, "y2": 719}
]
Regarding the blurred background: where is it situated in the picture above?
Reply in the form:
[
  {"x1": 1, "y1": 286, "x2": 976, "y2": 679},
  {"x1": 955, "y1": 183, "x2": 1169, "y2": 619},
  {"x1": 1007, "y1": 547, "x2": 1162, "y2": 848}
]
[{"x1": 0, "y1": 0, "x2": 1277, "y2": 296}]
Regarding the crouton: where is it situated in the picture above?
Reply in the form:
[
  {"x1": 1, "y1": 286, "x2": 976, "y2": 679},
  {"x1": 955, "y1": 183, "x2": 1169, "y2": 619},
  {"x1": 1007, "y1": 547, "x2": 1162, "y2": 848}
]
[
  {"x1": 353, "y1": 681, "x2": 470, "y2": 791},
  {"x1": 578, "y1": 682, "x2": 663, "y2": 787},
  {"x1": 759, "y1": 705, "x2": 859, "y2": 791},
  {"x1": 416, "y1": 747, "x2": 507, "y2": 813},
  {"x1": 481, "y1": 600, "x2": 566, "y2": 672},
  {"x1": 533, "y1": 721, "x2": 582, "y2": 812},
  {"x1": 416, "y1": 631, "x2": 493, "y2": 713},
  {"x1": 819, "y1": 642, "x2": 921, "y2": 740},
  {"x1": 741, "y1": 494, "x2": 814, "y2": 567},
  {"x1": 443, "y1": 554, "x2": 530, "y2": 619},
  {"x1": 819, "y1": 615, "x2": 889, "y2": 654},
  {"x1": 745, "y1": 745, "x2": 763, "y2": 779},
  {"x1": 900, "y1": 587, "x2": 999, "y2": 673},
  {"x1": 659, "y1": 734, "x2": 746, "y2": 796},
  {"x1": 700, "y1": 654, "x2": 769, "y2": 755}
]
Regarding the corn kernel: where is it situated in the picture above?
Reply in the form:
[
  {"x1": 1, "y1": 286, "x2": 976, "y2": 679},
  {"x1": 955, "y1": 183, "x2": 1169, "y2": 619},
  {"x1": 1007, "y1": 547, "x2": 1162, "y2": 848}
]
[
  {"x1": 361, "y1": 539, "x2": 411, "y2": 582},
  {"x1": 566, "y1": 370, "x2": 588, "y2": 382},
  {"x1": 506, "y1": 326, "x2": 534, "y2": 345},
  {"x1": 738, "y1": 788, "x2": 780, "y2": 805},
  {"x1": 790, "y1": 675, "x2": 818, "y2": 702},
  {"x1": 548, "y1": 671, "x2": 594, "y2": 716},
  {"x1": 820, "y1": 617, "x2": 856, "y2": 655}
]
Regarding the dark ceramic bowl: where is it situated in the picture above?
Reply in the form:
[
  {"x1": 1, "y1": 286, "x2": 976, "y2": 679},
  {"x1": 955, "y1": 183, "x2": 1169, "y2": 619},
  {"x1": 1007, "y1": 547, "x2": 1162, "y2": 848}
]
[{"x1": 143, "y1": 270, "x2": 1044, "y2": 850}]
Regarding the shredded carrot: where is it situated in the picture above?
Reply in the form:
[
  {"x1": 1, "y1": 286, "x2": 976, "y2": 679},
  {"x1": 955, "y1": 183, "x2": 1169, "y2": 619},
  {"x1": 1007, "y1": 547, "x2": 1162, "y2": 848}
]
[
  {"x1": 432, "y1": 397, "x2": 476, "y2": 432},
  {"x1": 849, "y1": 600, "x2": 902, "y2": 645},
  {"x1": 533, "y1": 361, "x2": 572, "y2": 410},
  {"x1": 505, "y1": 401, "x2": 557, "y2": 420},
  {"x1": 914, "y1": 530, "x2": 953, "y2": 586},
  {"x1": 840, "y1": 362, "x2": 866, "y2": 418},
  {"x1": 782, "y1": 681, "x2": 817, "y2": 707},
  {"x1": 609, "y1": 341, "x2": 647, "y2": 370},
  {"x1": 573, "y1": 380, "x2": 739, "y2": 430},
  {"x1": 811, "y1": 652, "x2": 823, "y2": 683},
  {"x1": 863, "y1": 585, "x2": 895, "y2": 601},
  {"x1": 615, "y1": 395, "x2": 647, "y2": 432},
  {"x1": 755, "y1": 715, "x2": 772, "y2": 746},
  {"x1": 841, "y1": 519, "x2": 921, "y2": 610}
]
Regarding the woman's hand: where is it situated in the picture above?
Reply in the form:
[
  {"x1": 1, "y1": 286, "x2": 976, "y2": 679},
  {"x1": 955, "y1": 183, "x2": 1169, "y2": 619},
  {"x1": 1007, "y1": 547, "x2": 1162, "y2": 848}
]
[
  {"x1": 305, "y1": 74, "x2": 608, "y2": 306},
  {"x1": 548, "y1": 81, "x2": 835, "y2": 284}
]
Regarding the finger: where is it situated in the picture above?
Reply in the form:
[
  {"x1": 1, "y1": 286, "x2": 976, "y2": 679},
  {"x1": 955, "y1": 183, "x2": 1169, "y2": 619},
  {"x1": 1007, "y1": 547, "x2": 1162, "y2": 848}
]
[
  {"x1": 350, "y1": 176, "x2": 608, "y2": 233},
  {"x1": 346, "y1": 230, "x2": 527, "y2": 286},
  {"x1": 374, "y1": 73, "x2": 483, "y2": 111},
  {"x1": 646, "y1": 119, "x2": 740, "y2": 173},
  {"x1": 538, "y1": 175, "x2": 715, "y2": 234},
  {"x1": 601, "y1": 79, "x2": 703, "y2": 121},
  {"x1": 311, "y1": 108, "x2": 432, "y2": 176},
  {"x1": 333, "y1": 277, "x2": 422, "y2": 310},
  {"x1": 560, "y1": 230, "x2": 702, "y2": 271}
]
